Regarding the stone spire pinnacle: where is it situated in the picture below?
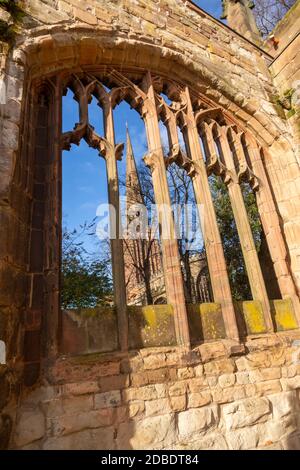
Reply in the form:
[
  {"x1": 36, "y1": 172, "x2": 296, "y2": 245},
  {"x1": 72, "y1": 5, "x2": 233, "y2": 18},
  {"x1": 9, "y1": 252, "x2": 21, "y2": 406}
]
[
  {"x1": 125, "y1": 126, "x2": 143, "y2": 206},
  {"x1": 221, "y1": 0, "x2": 261, "y2": 44}
]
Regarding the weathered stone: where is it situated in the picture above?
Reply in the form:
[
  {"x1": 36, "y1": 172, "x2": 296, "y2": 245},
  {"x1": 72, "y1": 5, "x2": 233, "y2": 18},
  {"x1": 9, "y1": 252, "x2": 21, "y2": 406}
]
[
  {"x1": 168, "y1": 382, "x2": 187, "y2": 396},
  {"x1": 255, "y1": 380, "x2": 282, "y2": 396},
  {"x1": 204, "y1": 359, "x2": 236, "y2": 376},
  {"x1": 183, "y1": 433, "x2": 228, "y2": 450},
  {"x1": 128, "y1": 401, "x2": 145, "y2": 418},
  {"x1": 170, "y1": 395, "x2": 186, "y2": 412},
  {"x1": 145, "y1": 398, "x2": 171, "y2": 416},
  {"x1": 63, "y1": 381, "x2": 99, "y2": 396},
  {"x1": 43, "y1": 427, "x2": 115, "y2": 450},
  {"x1": 178, "y1": 406, "x2": 219, "y2": 438},
  {"x1": 14, "y1": 409, "x2": 45, "y2": 448},
  {"x1": 177, "y1": 367, "x2": 194, "y2": 380},
  {"x1": 122, "y1": 385, "x2": 157, "y2": 402},
  {"x1": 94, "y1": 391, "x2": 121, "y2": 409},
  {"x1": 62, "y1": 395, "x2": 93, "y2": 414},
  {"x1": 188, "y1": 391, "x2": 212, "y2": 408},
  {"x1": 281, "y1": 376, "x2": 300, "y2": 391},
  {"x1": 2, "y1": 0, "x2": 300, "y2": 453},
  {"x1": 218, "y1": 373, "x2": 236, "y2": 388},
  {"x1": 117, "y1": 414, "x2": 176, "y2": 450},
  {"x1": 269, "y1": 391, "x2": 296, "y2": 419},
  {"x1": 226, "y1": 426, "x2": 260, "y2": 450},
  {"x1": 223, "y1": 397, "x2": 271, "y2": 430},
  {"x1": 248, "y1": 367, "x2": 281, "y2": 383}
]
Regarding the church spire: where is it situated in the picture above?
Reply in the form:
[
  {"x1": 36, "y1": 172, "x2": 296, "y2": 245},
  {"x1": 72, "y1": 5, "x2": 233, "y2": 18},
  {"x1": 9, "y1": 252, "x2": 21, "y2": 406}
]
[
  {"x1": 125, "y1": 126, "x2": 143, "y2": 206},
  {"x1": 221, "y1": 1, "x2": 261, "y2": 44}
]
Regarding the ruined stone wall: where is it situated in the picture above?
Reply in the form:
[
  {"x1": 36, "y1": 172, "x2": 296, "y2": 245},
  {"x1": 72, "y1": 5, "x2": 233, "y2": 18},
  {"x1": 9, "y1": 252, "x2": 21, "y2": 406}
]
[
  {"x1": 1, "y1": 0, "x2": 300, "y2": 450},
  {"x1": 0, "y1": 0, "x2": 297, "y2": 292},
  {"x1": 268, "y1": 1, "x2": 300, "y2": 294},
  {"x1": 12, "y1": 334, "x2": 300, "y2": 450},
  {"x1": 268, "y1": 1, "x2": 300, "y2": 166}
]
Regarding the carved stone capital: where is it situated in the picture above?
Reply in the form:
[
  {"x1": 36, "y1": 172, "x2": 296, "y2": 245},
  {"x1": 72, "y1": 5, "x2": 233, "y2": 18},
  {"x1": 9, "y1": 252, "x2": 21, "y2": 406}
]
[{"x1": 143, "y1": 152, "x2": 162, "y2": 171}]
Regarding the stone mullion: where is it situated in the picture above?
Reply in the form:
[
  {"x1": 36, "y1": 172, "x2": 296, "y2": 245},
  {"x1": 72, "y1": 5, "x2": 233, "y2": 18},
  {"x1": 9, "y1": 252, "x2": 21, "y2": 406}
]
[
  {"x1": 46, "y1": 79, "x2": 63, "y2": 358},
  {"x1": 246, "y1": 136, "x2": 300, "y2": 325},
  {"x1": 142, "y1": 72, "x2": 190, "y2": 348},
  {"x1": 218, "y1": 129, "x2": 274, "y2": 332},
  {"x1": 163, "y1": 108, "x2": 180, "y2": 157},
  {"x1": 103, "y1": 99, "x2": 128, "y2": 352},
  {"x1": 182, "y1": 87, "x2": 239, "y2": 341}
]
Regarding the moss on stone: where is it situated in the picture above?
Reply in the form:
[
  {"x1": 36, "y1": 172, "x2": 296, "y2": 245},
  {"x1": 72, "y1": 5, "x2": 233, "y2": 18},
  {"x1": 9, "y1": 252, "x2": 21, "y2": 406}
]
[
  {"x1": 236, "y1": 300, "x2": 267, "y2": 335},
  {"x1": 271, "y1": 299, "x2": 298, "y2": 331},
  {"x1": 187, "y1": 303, "x2": 226, "y2": 342},
  {"x1": 79, "y1": 306, "x2": 117, "y2": 319},
  {"x1": 128, "y1": 304, "x2": 176, "y2": 349}
]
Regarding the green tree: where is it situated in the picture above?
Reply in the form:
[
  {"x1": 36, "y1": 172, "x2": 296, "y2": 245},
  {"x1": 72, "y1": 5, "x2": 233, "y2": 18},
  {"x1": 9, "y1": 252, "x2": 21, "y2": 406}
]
[
  {"x1": 210, "y1": 175, "x2": 262, "y2": 300},
  {"x1": 61, "y1": 223, "x2": 113, "y2": 309}
]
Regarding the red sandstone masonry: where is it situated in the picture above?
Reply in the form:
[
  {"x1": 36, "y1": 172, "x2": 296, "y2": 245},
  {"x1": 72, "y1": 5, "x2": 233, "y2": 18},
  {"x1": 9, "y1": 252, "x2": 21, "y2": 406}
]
[{"x1": 11, "y1": 333, "x2": 300, "y2": 450}]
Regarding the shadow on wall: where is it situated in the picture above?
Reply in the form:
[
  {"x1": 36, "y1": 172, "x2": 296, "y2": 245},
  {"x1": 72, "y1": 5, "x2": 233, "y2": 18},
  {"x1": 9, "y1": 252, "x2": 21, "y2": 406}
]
[
  {"x1": 12, "y1": 309, "x2": 171, "y2": 450},
  {"x1": 60, "y1": 305, "x2": 177, "y2": 355}
]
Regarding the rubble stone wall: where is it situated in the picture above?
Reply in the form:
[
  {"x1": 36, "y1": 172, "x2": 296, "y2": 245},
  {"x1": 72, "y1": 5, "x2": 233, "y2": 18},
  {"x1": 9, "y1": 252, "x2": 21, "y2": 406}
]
[{"x1": 12, "y1": 334, "x2": 300, "y2": 450}]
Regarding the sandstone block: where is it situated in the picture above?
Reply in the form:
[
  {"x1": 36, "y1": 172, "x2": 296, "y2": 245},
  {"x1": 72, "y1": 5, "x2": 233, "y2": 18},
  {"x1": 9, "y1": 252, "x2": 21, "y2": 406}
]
[
  {"x1": 178, "y1": 406, "x2": 219, "y2": 438},
  {"x1": 223, "y1": 397, "x2": 271, "y2": 430},
  {"x1": 204, "y1": 358, "x2": 236, "y2": 375},
  {"x1": 15, "y1": 409, "x2": 45, "y2": 448},
  {"x1": 128, "y1": 401, "x2": 145, "y2": 418},
  {"x1": 122, "y1": 385, "x2": 157, "y2": 402},
  {"x1": 269, "y1": 391, "x2": 296, "y2": 419},
  {"x1": 94, "y1": 390, "x2": 121, "y2": 409},
  {"x1": 63, "y1": 395, "x2": 93, "y2": 414},
  {"x1": 255, "y1": 379, "x2": 282, "y2": 396},
  {"x1": 218, "y1": 373, "x2": 236, "y2": 388},
  {"x1": 168, "y1": 381, "x2": 187, "y2": 396},
  {"x1": 170, "y1": 395, "x2": 186, "y2": 412},
  {"x1": 73, "y1": 7, "x2": 97, "y2": 25},
  {"x1": 43, "y1": 427, "x2": 115, "y2": 450},
  {"x1": 187, "y1": 377, "x2": 208, "y2": 392},
  {"x1": 117, "y1": 414, "x2": 176, "y2": 450},
  {"x1": 187, "y1": 391, "x2": 211, "y2": 408},
  {"x1": 248, "y1": 367, "x2": 281, "y2": 383},
  {"x1": 281, "y1": 376, "x2": 300, "y2": 391},
  {"x1": 145, "y1": 398, "x2": 171, "y2": 417},
  {"x1": 99, "y1": 374, "x2": 129, "y2": 392},
  {"x1": 63, "y1": 381, "x2": 99, "y2": 396},
  {"x1": 177, "y1": 367, "x2": 194, "y2": 380},
  {"x1": 50, "y1": 409, "x2": 113, "y2": 436},
  {"x1": 226, "y1": 426, "x2": 260, "y2": 450}
]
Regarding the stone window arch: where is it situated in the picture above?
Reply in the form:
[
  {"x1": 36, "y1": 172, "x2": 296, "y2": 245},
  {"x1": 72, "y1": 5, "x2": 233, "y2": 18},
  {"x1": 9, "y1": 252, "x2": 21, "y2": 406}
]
[{"x1": 17, "y1": 67, "x2": 300, "y2": 375}]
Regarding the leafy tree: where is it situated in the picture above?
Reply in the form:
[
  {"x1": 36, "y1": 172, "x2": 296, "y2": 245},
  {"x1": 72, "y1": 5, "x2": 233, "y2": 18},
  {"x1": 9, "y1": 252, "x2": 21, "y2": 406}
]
[
  {"x1": 61, "y1": 222, "x2": 113, "y2": 309},
  {"x1": 121, "y1": 162, "x2": 210, "y2": 303},
  {"x1": 209, "y1": 175, "x2": 262, "y2": 300}
]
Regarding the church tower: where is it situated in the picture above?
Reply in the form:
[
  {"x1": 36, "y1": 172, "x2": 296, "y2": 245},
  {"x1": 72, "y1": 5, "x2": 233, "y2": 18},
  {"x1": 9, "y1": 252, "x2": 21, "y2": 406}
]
[{"x1": 123, "y1": 127, "x2": 164, "y2": 305}]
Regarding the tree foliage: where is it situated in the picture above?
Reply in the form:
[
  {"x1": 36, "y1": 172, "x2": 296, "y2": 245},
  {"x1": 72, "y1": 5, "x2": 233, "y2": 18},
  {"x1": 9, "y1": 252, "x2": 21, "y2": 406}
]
[
  {"x1": 123, "y1": 162, "x2": 263, "y2": 302},
  {"x1": 61, "y1": 222, "x2": 113, "y2": 309},
  {"x1": 210, "y1": 175, "x2": 262, "y2": 300}
]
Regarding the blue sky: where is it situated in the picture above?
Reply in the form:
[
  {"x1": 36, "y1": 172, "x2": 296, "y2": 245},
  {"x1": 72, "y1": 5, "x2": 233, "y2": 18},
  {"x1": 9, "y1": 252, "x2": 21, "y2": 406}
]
[
  {"x1": 62, "y1": 91, "x2": 148, "y2": 253},
  {"x1": 193, "y1": 0, "x2": 222, "y2": 19},
  {"x1": 62, "y1": 2, "x2": 222, "y2": 252}
]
